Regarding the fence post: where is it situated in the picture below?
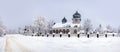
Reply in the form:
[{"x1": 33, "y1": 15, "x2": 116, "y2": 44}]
[
  {"x1": 47, "y1": 35, "x2": 49, "y2": 37},
  {"x1": 42, "y1": 35, "x2": 44, "y2": 37},
  {"x1": 68, "y1": 32, "x2": 71, "y2": 38},
  {"x1": 60, "y1": 34, "x2": 62, "y2": 37},
  {"x1": 68, "y1": 34, "x2": 70, "y2": 38},
  {"x1": 77, "y1": 34, "x2": 80, "y2": 38},
  {"x1": 87, "y1": 34, "x2": 89, "y2": 38},
  {"x1": 52, "y1": 33, "x2": 55, "y2": 37},
  {"x1": 113, "y1": 34, "x2": 115, "y2": 37},
  {"x1": 97, "y1": 34, "x2": 99, "y2": 38},
  {"x1": 77, "y1": 32, "x2": 80, "y2": 38},
  {"x1": 38, "y1": 33, "x2": 40, "y2": 36},
  {"x1": 53, "y1": 34, "x2": 55, "y2": 37},
  {"x1": 105, "y1": 34, "x2": 107, "y2": 38},
  {"x1": 46, "y1": 33, "x2": 49, "y2": 37}
]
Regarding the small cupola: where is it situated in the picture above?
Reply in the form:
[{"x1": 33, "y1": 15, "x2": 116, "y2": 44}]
[{"x1": 62, "y1": 17, "x2": 67, "y2": 24}]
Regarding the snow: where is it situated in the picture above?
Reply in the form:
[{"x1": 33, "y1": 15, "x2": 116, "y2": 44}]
[
  {"x1": 52, "y1": 23, "x2": 80, "y2": 28},
  {"x1": 0, "y1": 37, "x2": 6, "y2": 52},
  {"x1": 0, "y1": 34, "x2": 120, "y2": 52}
]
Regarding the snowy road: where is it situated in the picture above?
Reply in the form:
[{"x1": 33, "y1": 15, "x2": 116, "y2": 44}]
[
  {"x1": 5, "y1": 36, "x2": 30, "y2": 52},
  {"x1": 0, "y1": 37, "x2": 6, "y2": 52},
  {"x1": 0, "y1": 34, "x2": 120, "y2": 52}
]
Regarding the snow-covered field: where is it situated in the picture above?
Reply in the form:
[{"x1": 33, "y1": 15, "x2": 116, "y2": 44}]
[{"x1": 0, "y1": 34, "x2": 120, "y2": 52}]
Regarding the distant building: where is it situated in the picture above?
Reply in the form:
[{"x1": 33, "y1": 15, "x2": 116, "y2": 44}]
[{"x1": 50, "y1": 11, "x2": 82, "y2": 34}]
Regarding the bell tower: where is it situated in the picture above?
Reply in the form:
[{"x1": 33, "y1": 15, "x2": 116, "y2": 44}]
[{"x1": 72, "y1": 11, "x2": 81, "y2": 24}]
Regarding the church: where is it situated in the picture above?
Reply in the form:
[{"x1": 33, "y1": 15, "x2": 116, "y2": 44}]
[{"x1": 51, "y1": 11, "x2": 82, "y2": 34}]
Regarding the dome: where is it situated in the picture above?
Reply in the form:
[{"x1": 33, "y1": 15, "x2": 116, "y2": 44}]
[
  {"x1": 62, "y1": 17, "x2": 67, "y2": 24},
  {"x1": 73, "y1": 11, "x2": 81, "y2": 18}
]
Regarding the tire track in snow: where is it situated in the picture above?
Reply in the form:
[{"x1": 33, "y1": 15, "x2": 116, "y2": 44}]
[
  {"x1": 5, "y1": 36, "x2": 30, "y2": 52},
  {"x1": 5, "y1": 37, "x2": 12, "y2": 52},
  {"x1": 10, "y1": 37, "x2": 30, "y2": 52}
]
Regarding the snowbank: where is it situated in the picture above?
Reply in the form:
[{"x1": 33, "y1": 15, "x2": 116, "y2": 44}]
[{"x1": 1, "y1": 34, "x2": 120, "y2": 52}]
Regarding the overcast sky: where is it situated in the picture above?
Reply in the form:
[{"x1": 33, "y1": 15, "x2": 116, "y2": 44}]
[{"x1": 0, "y1": 0, "x2": 120, "y2": 29}]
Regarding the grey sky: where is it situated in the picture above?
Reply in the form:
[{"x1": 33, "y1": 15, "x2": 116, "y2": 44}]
[{"x1": 0, "y1": 0, "x2": 120, "y2": 29}]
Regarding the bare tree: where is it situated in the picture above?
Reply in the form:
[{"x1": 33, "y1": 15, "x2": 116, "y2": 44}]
[
  {"x1": 47, "y1": 20, "x2": 55, "y2": 33},
  {"x1": 106, "y1": 25, "x2": 113, "y2": 33},
  {"x1": 0, "y1": 18, "x2": 6, "y2": 36},
  {"x1": 7, "y1": 29, "x2": 17, "y2": 34},
  {"x1": 118, "y1": 26, "x2": 120, "y2": 34},
  {"x1": 83, "y1": 19, "x2": 92, "y2": 34},
  {"x1": 18, "y1": 27, "x2": 21, "y2": 34},
  {"x1": 32, "y1": 16, "x2": 48, "y2": 35},
  {"x1": 95, "y1": 24, "x2": 103, "y2": 34}
]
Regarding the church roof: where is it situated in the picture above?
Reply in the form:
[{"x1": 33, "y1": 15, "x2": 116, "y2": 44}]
[{"x1": 52, "y1": 22, "x2": 80, "y2": 28}]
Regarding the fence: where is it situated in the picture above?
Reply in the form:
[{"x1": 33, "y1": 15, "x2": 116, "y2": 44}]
[{"x1": 32, "y1": 33, "x2": 120, "y2": 38}]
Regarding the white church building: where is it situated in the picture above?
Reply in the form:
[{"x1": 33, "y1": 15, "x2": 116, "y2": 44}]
[{"x1": 50, "y1": 11, "x2": 82, "y2": 34}]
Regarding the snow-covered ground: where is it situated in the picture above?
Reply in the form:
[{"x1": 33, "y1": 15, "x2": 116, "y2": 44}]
[{"x1": 0, "y1": 34, "x2": 120, "y2": 52}]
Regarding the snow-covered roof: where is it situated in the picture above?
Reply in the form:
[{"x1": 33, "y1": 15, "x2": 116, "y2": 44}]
[{"x1": 52, "y1": 22, "x2": 80, "y2": 28}]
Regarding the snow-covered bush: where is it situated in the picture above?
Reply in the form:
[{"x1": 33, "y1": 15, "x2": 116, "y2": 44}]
[
  {"x1": 32, "y1": 16, "x2": 48, "y2": 35},
  {"x1": 47, "y1": 20, "x2": 55, "y2": 33},
  {"x1": 83, "y1": 19, "x2": 92, "y2": 34},
  {"x1": 0, "y1": 19, "x2": 6, "y2": 36},
  {"x1": 95, "y1": 24, "x2": 103, "y2": 34}
]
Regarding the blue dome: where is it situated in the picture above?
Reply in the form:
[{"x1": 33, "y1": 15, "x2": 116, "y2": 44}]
[
  {"x1": 62, "y1": 17, "x2": 67, "y2": 24},
  {"x1": 73, "y1": 11, "x2": 81, "y2": 18}
]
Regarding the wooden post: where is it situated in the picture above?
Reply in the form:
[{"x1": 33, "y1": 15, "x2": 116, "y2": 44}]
[
  {"x1": 46, "y1": 33, "x2": 49, "y2": 37},
  {"x1": 77, "y1": 32, "x2": 80, "y2": 38},
  {"x1": 60, "y1": 34, "x2": 62, "y2": 37},
  {"x1": 68, "y1": 32, "x2": 71, "y2": 38},
  {"x1": 68, "y1": 34, "x2": 70, "y2": 38},
  {"x1": 113, "y1": 34, "x2": 114, "y2": 37},
  {"x1": 47, "y1": 35, "x2": 49, "y2": 37},
  {"x1": 42, "y1": 35, "x2": 44, "y2": 37},
  {"x1": 77, "y1": 34, "x2": 80, "y2": 38},
  {"x1": 87, "y1": 34, "x2": 89, "y2": 38},
  {"x1": 53, "y1": 35, "x2": 55, "y2": 37},
  {"x1": 105, "y1": 34, "x2": 107, "y2": 38},
  {"x1": 97, "y1": 34, "x2": 99, "y2": 38}
]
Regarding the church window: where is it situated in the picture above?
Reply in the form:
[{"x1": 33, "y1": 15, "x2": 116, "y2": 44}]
[
  {"x1": 59, "y1": 30, "x2": 62, "y2": 33},
  {"x1": 63, "y1": 29, "x2": 65, "y2": 34},
  {"x1": 50, "y1": 30, "x2": 52, "y2": 34},
  {"x1": 74, "y1": 25, "x2": 78, "y2": 28},
  {"x1": 53, "y1": 30, "x2": 55, "y2": 33},
  {"x1": 66, "y1": 29, "x2": 70, "y2": 34},
  {"x1": 68, "y1": 25, "x2": 71, "y2": 27},
  {"x1": 56, "y1": 30, "x2": 59, "y2": 34},
  {"x1": 74, "y1": 29, "x2": 77, "y2": 34}
]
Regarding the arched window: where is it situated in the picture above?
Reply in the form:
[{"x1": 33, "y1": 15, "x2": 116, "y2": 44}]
[
  {"x1": 59, "y1": 29, "x2": 62, "y2": 33},
  {"x1": 63, "y1": 29, "x2": 65, "y2": 34},
  {"x1": 56, "y1": 30, "x2": 59, "y2": 34},
  {"x1": 68, "y1": 25, "x2": 71, "y2": 28},
  {"x1": 66, "y1": 29, "x2": 70, "y2": 34},
  {"x1": 66, "y1": 25, "x2": 71, "y2": 28},
  {"x1": 74, "y1": 29, "x2": 77, "y2": 34},
  {"x1": 50, "y1": 30, "x2": 52, "y2": 34},
  {"x1": 74, "y1": 25, "x2": 78, "y2": 28},
  {"x1": 53, "y1": 30, "x2": 55, "y2": 33}
]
